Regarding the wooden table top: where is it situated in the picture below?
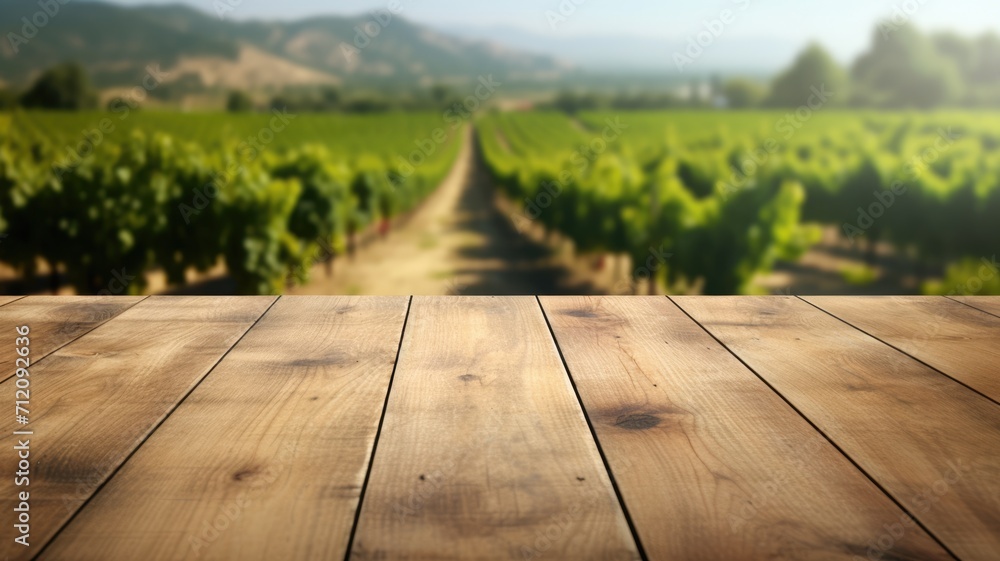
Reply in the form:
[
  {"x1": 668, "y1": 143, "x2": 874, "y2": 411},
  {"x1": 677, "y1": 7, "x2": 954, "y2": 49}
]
[{"x1": 1, "y1": 295, "x2": 998, "y2": 561}]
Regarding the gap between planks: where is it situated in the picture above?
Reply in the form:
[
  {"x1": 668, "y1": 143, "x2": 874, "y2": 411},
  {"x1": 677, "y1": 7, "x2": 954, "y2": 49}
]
[
  {"x1": 0, "y1": 296, "x2": 277, "y2": 561},
  {"x1": 342, "y1": 296, "x2": 413, "y2": 561},
  {"x1": 535, "y1": 296, "x2": 649, "y2": 561},
  {"x1": 0, "y1": 296, "x2": 147, "y2": 384},
  {"x1": 664, "y1": 295, "x2": 960, "y2": 561},
  {"x1": 672, "y1": 296, "x2": 999, "y2": 561},
  {"x1": 799, "y1": 296, "x2": 1000, "y2": 407},
  {"x1": 33, "y1": 296, "x2": 280, "y2": 561}
]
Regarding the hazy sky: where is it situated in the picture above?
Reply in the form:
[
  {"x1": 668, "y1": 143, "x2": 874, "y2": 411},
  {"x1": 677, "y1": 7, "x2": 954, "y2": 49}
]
[{"x1": 105, "y1": 0, "x2": 1000, "y2": 60}]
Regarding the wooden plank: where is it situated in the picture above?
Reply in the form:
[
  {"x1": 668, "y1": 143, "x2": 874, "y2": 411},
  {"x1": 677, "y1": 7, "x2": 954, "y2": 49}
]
[
  {"x1": 41, "y1": 296, "x2": 408, "y2": 561},
  {"x1": 804, "y1": 296, "x2": 1000, "y2": 403},
  {"x1": 0, "y1": 296, "x2": 24, "y2": 307},
  {"x1": 349, "y1": 296, "x2": 639, "y2": 561},
  {"x1": 540, "y1": 296, "x2": 953, "y2": 561},
  {"x1": 949, "y1": 296, "x2": 1000, "y2": 319},
  {"x1": 0, "y1": 296, "x2": 145, "y2": 383},
  {"x1": 0, "y1": 296, "x2": 275, "y2": 560},
  {"x1": 674, "y1": 296, "x2": 1000, "y2": 561}
]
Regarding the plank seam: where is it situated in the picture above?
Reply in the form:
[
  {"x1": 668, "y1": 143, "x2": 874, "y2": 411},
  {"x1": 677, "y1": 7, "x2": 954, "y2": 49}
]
[
  {"x1": 0, "y1": 296, "x2": 150, "y2": 385},
  {"x1": 536, "y1": 296, "x2": 649, "y2": 561},
  {"x1": 944, "y1": 294, "x2": 1000, "y2": 320},
  {"x1": 0, "y1": 295, "x2": 27, "y2": 307},
  {"x1": 342, "y1": 295, "x2": 413, "y2": 561},
  {"x1": 666, "y1": 296, "x2": 962, "y2": 561},
  {"x1": 31, "y1": 295, "x2": 280, "y2": 561},
  {"x1": 799, "y1": 296, "x2": 1000, "y2": 408}
]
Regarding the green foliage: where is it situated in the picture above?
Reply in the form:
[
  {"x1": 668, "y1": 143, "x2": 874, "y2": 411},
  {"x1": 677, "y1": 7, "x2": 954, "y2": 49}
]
[
  {"x1": 766, "y1": 43, "x2": 848, "y2": 107},
  {"x1": 841, "y1": 264, "x2": 878, "y2": 286},
  {"x1": 19, "y1": 63, "x2": 97, "y2": 111},
  {"x1": 482, "y1": 109, "x2": 1000, "y2": 294},
  {"x1": 852, "y1": 24, "x2": 962, "y2": 108},
  {"x1": 0, "y1": 112, "x2": 462, "y2": 294},
  {"x1": 923, "y1": 258, "x2": 1000, "y2": 295},
  {"x1": 0, "y1": 89, "x2": 17, "y2": 110},
  {"x1": 723, "y1": 79, "x2": 766, "y2": 109},
  {"x1": 765, "y1": 25, "x2": 1000, "y2": 109},
  {"x1": 933, "y1": 32, "x2": 978, "y2": 85},
  {"x1": 479, "y1": 112, "x2": 815, "y2": 294},
  {"x1": 971, "y1": 33, "x2": 1000, "y2": 85},
  {"x1": 226, "y1": 91, "x2": 255, "y2": 113}
]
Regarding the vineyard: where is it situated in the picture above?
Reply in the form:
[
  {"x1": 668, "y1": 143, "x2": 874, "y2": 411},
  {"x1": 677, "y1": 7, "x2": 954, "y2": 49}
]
[
  {"x1": 2, "y1": 108, "x2": 999, "y2": 296},
  {"x1": 0, "y1": 111, "x2": 461, "y2": 294},
  {"x1": 478, "y1": 110, "x2": 1000, "y2": 294}
]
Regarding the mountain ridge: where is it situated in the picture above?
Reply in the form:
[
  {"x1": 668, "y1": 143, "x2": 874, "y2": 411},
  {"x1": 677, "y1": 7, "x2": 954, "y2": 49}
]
[{"x1": 0, "y1": 0, "x2": 571, "y2": 93}]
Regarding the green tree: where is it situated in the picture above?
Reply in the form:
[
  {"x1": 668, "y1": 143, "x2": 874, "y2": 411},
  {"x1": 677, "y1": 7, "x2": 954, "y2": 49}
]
[
  {"x1": 226, "y1": 90, "x2": 254, "y2": 112},
  {"x1": 932, "y1": 32, "x2": 977, "y2": 84},
  {"x1": 765, "y1": 43, "x2": 848, "y2": 107},
  {"x1": 972, "y1": 32, "x2": 1000, "y2": 85},
  {"x1": 19, "y1": 62, "x2": 97, "y2": 110},
  {"x1": 0, "y1": 88, "x2": 17, "y2": 110},
  {"x1": 851, "y1": 24, "x2": 962, "y2": 108},
  {"x1": 723, "y1": 78, "x2": 766, "y2": 108},
  {"x1": 550, "y1": 91, "x2": 602, "y2": 114},
  {"x1": 320, "y1": 86, "x2": 342, "y2": 110}
]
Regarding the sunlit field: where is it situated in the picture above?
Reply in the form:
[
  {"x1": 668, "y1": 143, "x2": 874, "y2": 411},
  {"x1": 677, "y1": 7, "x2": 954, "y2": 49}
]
[
  {"x1": 480, "y1": 110, "x2": 1000, "y2": 293},
  {"x1": 3, "y1": 108, "x2": 999, "y2": 296},
  {"x1": 0, "y1": 111, "x2": 461, "y2": 294}
]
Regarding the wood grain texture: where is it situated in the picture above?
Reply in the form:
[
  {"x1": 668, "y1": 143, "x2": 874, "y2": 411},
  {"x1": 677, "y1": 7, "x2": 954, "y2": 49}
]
[
  {"x1": 0, "y1": 296, "x2": 145, "y2": 383},
  {"x1": 949, "y1": 296, "x2": 1000, "y2": 319},
  {"x1": 349, "y1": 296, "x2": 639, "y2": 561},
  {"x1": 0, "y1": 295, "x2": 24, "y2": 306},
  {"x1": 0, "y1": 296, "x2": 275, "y2": 561},
  {"x1": 540, "y1": 296, "x2": 953, "y2": 561},
  {"x1": 41, "y1": 296, "x2": 409, "y2": 561},
  {"x1": 675, "y1": 296, "x2": 1000, "y2": 561},
  {"x1": 805, "y1": 296, "x2": 1000, "y2": 403}
]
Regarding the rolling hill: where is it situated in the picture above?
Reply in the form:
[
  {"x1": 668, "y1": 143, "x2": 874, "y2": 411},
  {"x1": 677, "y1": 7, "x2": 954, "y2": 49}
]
[{"x1": 0, "y1": 0, "x2": 570, "y2": 94}]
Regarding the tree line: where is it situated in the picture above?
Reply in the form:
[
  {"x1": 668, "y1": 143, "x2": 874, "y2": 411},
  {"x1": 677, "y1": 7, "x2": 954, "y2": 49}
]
[{"x1": 549, "y1": 23, "x2": 1000, "y2": 112}]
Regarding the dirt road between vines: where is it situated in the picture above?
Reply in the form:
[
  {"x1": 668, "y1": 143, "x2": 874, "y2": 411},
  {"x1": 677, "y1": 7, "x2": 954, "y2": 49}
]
[
  {"x1": 0, "y1": 125, "x2": 923, "y2": 296},
  {"x1": 289, "y1": 127, "x2": 607, "y2": 296}
]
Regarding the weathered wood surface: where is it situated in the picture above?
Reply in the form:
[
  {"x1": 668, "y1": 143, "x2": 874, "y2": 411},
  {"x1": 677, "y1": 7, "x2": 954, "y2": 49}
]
[
  {"x1": 40, "y1": 296, "x2": 408, "y2": 561},
  {"x1": 1, "y1": 295, "x2": 997, "y2": 561},
  {"x1": 950, "y1": 295, "x2": 1000, "y2": 318},
  {"x1": 674, "y1": 296, "x2": 1000, "y2": 561},
  {"x1": 0, "y1": 296, "x2": 144, "y2": 384},
  {"x1": 541, "y1": 296, "x2": 952, "y2": 561},
  {"x1": 349, "y1": 296, "x2": 639, "y2": 560},
  {"x1": 0, "y1": 296, "x2": 275, "y2": 560},
  {"x1": 804, "y1": 296, "x2": 1000, "y2": 403}
]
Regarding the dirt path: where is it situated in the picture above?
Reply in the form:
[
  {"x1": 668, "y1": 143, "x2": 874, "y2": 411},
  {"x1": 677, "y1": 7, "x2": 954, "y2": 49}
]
[
  {"x1": 290, "y1": 127, "x2": 605, "y2": 296},
  {"x1": 0, "y1": 125, "x2": 927, "y2": 297}
]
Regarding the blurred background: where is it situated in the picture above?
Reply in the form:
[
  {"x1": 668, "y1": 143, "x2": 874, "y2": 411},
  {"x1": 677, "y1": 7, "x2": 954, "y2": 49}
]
[{"x1": 1, "y1": 0, "x2": 998, "y2": 295}]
